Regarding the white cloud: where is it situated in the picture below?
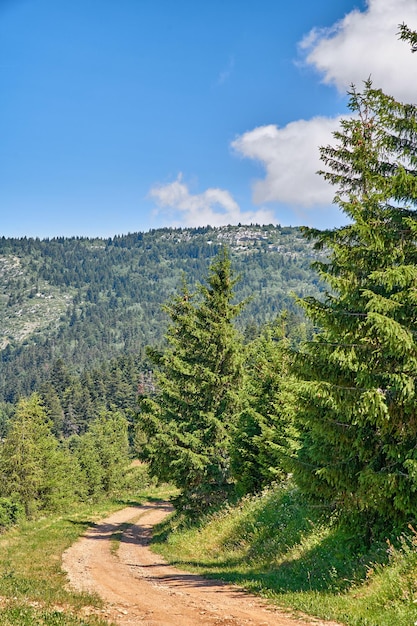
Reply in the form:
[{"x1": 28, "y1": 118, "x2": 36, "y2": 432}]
[
  {"x1": 150, "y1": 1, "x2": 417, "y2": 226},
  {"x1": 149, "y1": 174, "x2": 275, "y2": 227},
  {"x1": 232, "y1": 116, "x2": 343, "y2": 207},
  {"x1": 232, "y1": 0, "x2": 417, "y2": 212},
  {"x1": 300, "y1": 0, "x2": 417, "y2": 102}
]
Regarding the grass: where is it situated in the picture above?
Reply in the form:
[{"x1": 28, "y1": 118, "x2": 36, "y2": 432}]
[
  {"x1": 109, "y1": 522, "x2": 131, "y2": 556},
  {"x1": 0, "y1": 481, "x2": 176, "y2": 626},
  {"x1": 151, "y1": 482, "x2": 417, "y2": 626},
  {"x1": 0, "y1": 605, "x2": 102, "y2": 626},
  {"x1": 3, "y1": 470, "x2": 416, "y2": 626},
  {"x1": 0, "y1": 500, "x2": 118, "y2": 626}
]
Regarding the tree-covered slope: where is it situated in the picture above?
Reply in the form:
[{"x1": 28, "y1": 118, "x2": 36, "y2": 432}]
[{"x1": 0, "y1": 224, "x2": 324, "y2": 401}]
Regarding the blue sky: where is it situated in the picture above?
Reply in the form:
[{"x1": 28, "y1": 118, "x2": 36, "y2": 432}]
[{"x1": 1, "y1": 0, "x2": 417, "y2": 238}]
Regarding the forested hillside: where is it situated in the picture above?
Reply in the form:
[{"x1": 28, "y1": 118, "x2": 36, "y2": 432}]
[{"x1": 0, "y1": 224, "x2": 323, "y2": 405}]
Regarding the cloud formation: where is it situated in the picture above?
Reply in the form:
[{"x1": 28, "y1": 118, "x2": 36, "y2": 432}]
[
  {"x1": 149, "y1": 174, "x2": 275, "y2": 227},
  {"x1": 301, "y1": 0, "x2": 417, "y2": 102},
  {"x1": 232, "y1": 0, "x2": 417, "y2": 211},
  {"x1": 232, "y1": 117, "x2": 343, "y2": 207},
  {"x1": 150, "y1": 1, "x2": 417, "y2": 224}
]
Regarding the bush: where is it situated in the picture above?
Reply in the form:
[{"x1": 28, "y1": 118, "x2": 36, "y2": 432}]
[{"x1": 0, "y1": 497, "x2": 25, "y2": 530}]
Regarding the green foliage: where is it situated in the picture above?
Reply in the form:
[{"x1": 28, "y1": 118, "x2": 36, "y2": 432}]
[
  {"x1": 0, "y1": 225, "x2": 323, "y2": 404},
  {"x1": 230, "y1": 314, "x2": 299, "y2": 495},
  {"x1": 0, "y1": 497, "x2": 25, "y2": 530},
  {"x1": 398, "y1": 22, "x2": 417, "y2": 52},
  {"x1": 36, "y1": 353, "x2": 148, "y2": 440},
  {"x1": 138, "y1": 248, "x2": 245, "y2": 512},
  {"x1": 0, "y1": 401, "x2": 14, "y2": 438},
  {"x1": 292, "y1": 81, "x2": 417, "y2": 529},
  {"x1": 70, "y1": 410, "x2": 130, "y2": 500},
  {"x1": 0, "y1": 394, "x2": 75, "y2": 516},
  {"x1": 153, "y1": 483, "x2": 417, "y2": 626},
  {"x1": 0, "y1": 393, "x2": 132, "y2": 518}
]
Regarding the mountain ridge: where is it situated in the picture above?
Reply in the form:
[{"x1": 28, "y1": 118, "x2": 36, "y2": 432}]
[{"x1": 0, "y1": 224, "x2": 325, "y2": 402}]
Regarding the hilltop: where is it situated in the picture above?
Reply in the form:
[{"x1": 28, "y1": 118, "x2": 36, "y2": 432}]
[{"x1": 0, "y1": 224, "x2": 324, "y2": 402}]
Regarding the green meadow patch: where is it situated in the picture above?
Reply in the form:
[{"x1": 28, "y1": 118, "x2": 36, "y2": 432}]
[{"x1": 152, "y1": 482, "x2": 417, "y2": 626}]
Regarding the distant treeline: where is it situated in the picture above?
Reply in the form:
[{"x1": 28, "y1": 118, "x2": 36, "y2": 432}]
[{"x1": 0, "y1": 224, "x2": 323, "y2": 402}]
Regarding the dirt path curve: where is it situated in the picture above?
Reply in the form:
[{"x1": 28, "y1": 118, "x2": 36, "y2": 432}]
[{"x1": 62, "y1": 501, "x2": 343, "y2": 626}]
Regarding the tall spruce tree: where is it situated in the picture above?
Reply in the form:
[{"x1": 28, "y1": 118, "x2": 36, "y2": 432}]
[
  {"x1": 231, "y1": 314, "x2": 298, "y2": 496},
  {"x1": 137, "y1": 248, "x2": 245, "y2": 512},
  {"x1": 292, "y1": 80, "x2": 417, "y2": 529}
]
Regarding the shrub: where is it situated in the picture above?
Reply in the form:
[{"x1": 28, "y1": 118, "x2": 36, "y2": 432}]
[{"x1": 0, "y1": 496, "x2": 25, "y2": 530}]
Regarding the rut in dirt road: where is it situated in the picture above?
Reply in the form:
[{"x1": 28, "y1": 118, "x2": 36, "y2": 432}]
[{"x1": 62, "y1": 501, "x2": 344, "y2": 626}]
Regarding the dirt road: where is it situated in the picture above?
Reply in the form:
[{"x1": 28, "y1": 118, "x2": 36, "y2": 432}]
[{"x1": 62, "y1": 501, "x2": 342, "y2": 626}]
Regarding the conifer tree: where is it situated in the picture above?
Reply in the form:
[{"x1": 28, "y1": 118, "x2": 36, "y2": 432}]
[
  {"x1": 71, "y1": 409, "x2": 130, "y2": 498},
  {"x1": 292, "y1": 80, "x2": 417, "y2": 528},
  {"x1": 231, "y1": 314, "x2": 298, "y2": 495},
  {"x1": 39, "y1": 382, "x2": 65, "y2": 436},
  {"x1": 0, "y1": 394, "x2": 74, "y2": 515},
  {"x1": 137, "y1": 248, "x2": 245, "y2": 512},
  {"x1": 399, "y1": 23, "x2": 417, "y2": 52}
]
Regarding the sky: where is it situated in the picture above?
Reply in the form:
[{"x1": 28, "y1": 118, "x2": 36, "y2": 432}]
[{"x1": 1, "y1": 0, "x2": 417, "y2": 239}]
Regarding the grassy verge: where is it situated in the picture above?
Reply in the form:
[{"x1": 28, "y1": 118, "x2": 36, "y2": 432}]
[
  {"x1": 0, "y1": 480, "x2": 175, "y2": 626},
  {"x1": 151, "y1": 482, "x2": 417, "y2": 626}
]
